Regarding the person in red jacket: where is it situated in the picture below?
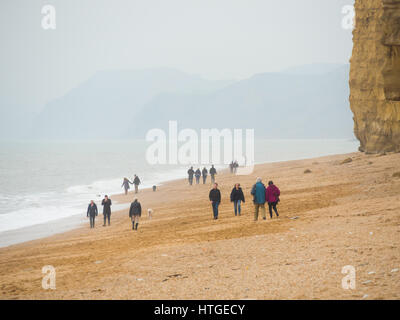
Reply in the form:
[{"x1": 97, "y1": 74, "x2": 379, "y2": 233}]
[{"x1": 265, "y1": 181, "x2": 280, "y2": 218}]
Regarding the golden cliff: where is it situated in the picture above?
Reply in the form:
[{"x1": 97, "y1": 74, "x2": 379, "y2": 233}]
[{"x1": 350, "y1": 0, "x2": 400, "y2": 153}]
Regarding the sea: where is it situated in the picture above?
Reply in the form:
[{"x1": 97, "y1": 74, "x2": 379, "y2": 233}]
[{"x1": 0, "y1": 139, "x2": 359, "y2": 234}]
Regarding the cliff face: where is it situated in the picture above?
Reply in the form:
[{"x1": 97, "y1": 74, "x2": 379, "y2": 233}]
[{"x1": 350, "y1": 0, "x2": 400, "y2": 153}]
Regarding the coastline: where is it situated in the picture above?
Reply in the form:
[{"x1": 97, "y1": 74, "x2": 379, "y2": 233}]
[
  {"x1": 0, "y1": 176, "x2": 184, "y2": 248},
  {"x1": 0, "y1": 151, "x2": 399, "y2": 299}
]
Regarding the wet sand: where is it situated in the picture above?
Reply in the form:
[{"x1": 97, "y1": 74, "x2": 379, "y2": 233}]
[{"x1": 0, "y1": 152, "x2": 399, "y2": 299}]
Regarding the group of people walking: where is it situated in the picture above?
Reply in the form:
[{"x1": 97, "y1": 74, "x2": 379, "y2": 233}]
[
  {"x1": 187, "y1": 165, "x2": 217, "y2": 185},
  {"x1": 86, "y1": 174, "x2": 143, "y2": 230},
  {"x1": 87, "y1": 171, "x2": 280, "y2": 230},
  {"x1": 208, "y1": 178, "x2": 280, "y2": 221},
  {"x1": 86, "y1": 195, "x2": 112, "y2": 228},
  {"x1": 121, "y1": 175, "x2": 141, "y2": 195},
  {"x1": 87, "y1": 195, "x2": 143, "y2": 231},
  {"x1": 229, "y1": 161, "x2": 239, "y2": 174}
]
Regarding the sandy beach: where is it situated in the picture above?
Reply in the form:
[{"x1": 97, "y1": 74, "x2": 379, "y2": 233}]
[{"x1": 0, "y1": 152, "x2": 399, "y2": 300}]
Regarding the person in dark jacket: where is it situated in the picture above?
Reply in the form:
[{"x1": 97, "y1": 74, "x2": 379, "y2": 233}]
[
  {"x1": 133, "y1": 175, "x2": 141, "y2": 194},
  {"x1": 251, "y1": 177, "x2": 267, "y2": 221},
  {"x1": 101, "y1": 195, "x2": 112, "y2": 226},
  {"x1": 209, "y1": 183, "x2": 221, "y2": 220},
  {"x1": 230, "y1": 183, "x2": 245, "y2": 216},
  {"x1": 233, "y1": 161, "x2": 239, "y2": 174},
  {"x1": 87, "y1": 200, "x2": 98, "y2": 228},
  {"x1": 121, "y1": 177, "x2": 133, "y2": 195},
  {"x1": 195, "y1": 168, "x2": 201, "y2": 184},
  {"x1": 265, "y1": 181, "x2": 281, "y2": 218},
  {"x1": 209, "y1": 165, "x2": 217, "y2": 184},
  {"x1": 202, "y1": 167, "x2": 208, "y2": 184},
  {"x1": 187, "y1": 167, "x2": 195, "y2": 185},
  {"x1": 129, "y1": 198, "x2": 142, "y2": 230}
]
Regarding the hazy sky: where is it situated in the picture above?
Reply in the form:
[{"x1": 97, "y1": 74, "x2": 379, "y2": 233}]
[{"x1": 0, "y1": 0, "x2": 354, "y2": 110}]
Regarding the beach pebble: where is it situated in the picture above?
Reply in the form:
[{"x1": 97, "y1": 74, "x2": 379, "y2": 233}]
[
  {"x1": 161, "y1": 254, "x2": 168, "y2": 257},
  {"x1": 391, "y1": 268, "x2": 399, "y2": 273},
  {"x1": 290, "y1": 216, "x2": 299, "y2": 220},
  {"x1": 137, "y1": 278, "x2": 144, "y2": 281},
  {"x1": 368, "y1": 271, "x2": 375, "y2": 275},
  {"x1": 94, "y1": 260, "x2": 102, "y2": 264},
  {"x1": 362, "y1": 280, "x2": 372, "y2": 284},
  {"x1": 362, "y1": 294, "x2": 369, "y2": 299}
]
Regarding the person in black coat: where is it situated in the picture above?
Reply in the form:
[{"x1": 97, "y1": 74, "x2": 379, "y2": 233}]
[
  {"x1": 133, "y1": 175, "x2": 141, "y2": 194},
  {"x1": 209, "y1": 183, "x2": 221, "y2": 220},
  {"x1": 195, "y1": 168, "x2": 201, "y2": 184},
  {"x1": 187, "y1": 167, "x2": 195, "y2": 185},
  {"x1": 209, "y1": 165, "x2": 217, "y2": 184},
  {"x1": 101, "y1": 195, "x2": 112, "y2": 226},
  {"x1": 87, "y1": 200, "x2": 98, "y2": 228},
  {"x1": 202, "y1": 167, "x2": 208, "y2": 184},
  {"x1": 230, "y1": 183, "x2": 245, "y2": 216},
  {"x1": 129, "y1": 198, "x2": 142, "y2": 230}
]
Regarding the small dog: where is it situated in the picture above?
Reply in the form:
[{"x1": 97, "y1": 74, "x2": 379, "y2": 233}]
[{"x1": 148, "y1": 208, "x2": 153, "y2": 219}]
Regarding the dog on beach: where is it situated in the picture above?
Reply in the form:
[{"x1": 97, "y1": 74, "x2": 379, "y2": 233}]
[{"x1": 148, "y1": 208, "x2": 153, "y2": 219}]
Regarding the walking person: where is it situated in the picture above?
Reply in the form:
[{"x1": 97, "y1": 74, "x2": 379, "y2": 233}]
[
  {"x1": 209, "y1": 165, "x2": 217, "y2": 184},
  {"x1": 87, "y1": 200, "x2": 98, "y2": 228},
  {"x1": 101, "y1": 195, "x2": 112, "y2": 226},
  {"x1": 129, "y1": 198, "x2": 142, "y2": 231},
  {"x1": 209, "y1": 183, "x2": 221, "y2": 220},
  {"x1": 266, "y1": 181, "x2": 281, "y2": 218},
  {"x1": 230, "y1": 183, "x2": 245, "y2": 216},
  {"x1": 121, "y1": 177, "x2": 132, "y2": 195},
  {"x1": 195, "y1": 168, "x2": 201, "y2": 184},
  {"x1": 187, "y1": 167, "x2": 195, "y2": 186},
  {"x1": 233, "y1": 161, "x2": 239, "y2": 174},
  {"x1": 202, "y1": 167, "x2": 208, "y2": 184},
  {"x1": 133, "y1": 174, "x2": 141, "y2": 194},
  {"x1": 251, "y1": 177, "x2": 267, "y2": 221}
]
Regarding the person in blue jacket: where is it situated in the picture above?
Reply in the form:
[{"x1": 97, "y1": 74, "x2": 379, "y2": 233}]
[{"x1": 251, "y1": 177, "x2": 266, "y2": 221}]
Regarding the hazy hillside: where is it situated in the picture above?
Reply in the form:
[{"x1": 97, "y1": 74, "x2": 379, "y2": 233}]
[
  {"x1": 127, "y1": 65, "x2": 353, "y2": 139},
  {"x1": 28, "y1": 65, "x2": 353, "y2": 140},
  {"x1": 31, "y1": 68, "x2": 232, "y2": 139}
]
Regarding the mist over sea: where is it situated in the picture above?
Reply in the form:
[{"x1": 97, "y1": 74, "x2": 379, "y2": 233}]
[{"x1": 0, "y1": 139, "x2": 359, "y2": 233}]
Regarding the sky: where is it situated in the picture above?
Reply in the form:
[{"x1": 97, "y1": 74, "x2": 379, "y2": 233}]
[{"x1": 0, "y1": 0, "x2": 355, "y2": 111}]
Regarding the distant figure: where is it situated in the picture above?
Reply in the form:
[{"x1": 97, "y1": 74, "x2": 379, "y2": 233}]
[
  {"x1": 233, "y1": 161, "x2": 239, "y2": 174},
  {"x1": 152, "y1": 185, "x2": 157, "y2": 192},
  {"x1": 133, "y1": 175, "x2": 141, "y2": 194},
  {"x1": 129, "y1": 198, "x2": 142, "y2": 231},
  {"x1": 209, "y1": 165, "x2": 217, "y2": 184},
  {"x1": 202, "y1": 167, "x2": 208, "y2": 184},
  {"x1": 121, "y1": 177, "x2": 133, "y2": 195},
  {"x1": 229, "y1": 161, "x2": 234, "y2": 174},
  {"x1": 209, "y1": 183, "x2": 221, "y2": 220},
  {"x1": 148, "y1": 208, "x2": 153, "y2": 219},
  {"x1": 230, "y1": 183, "x2": 245, "y2": 216},
  {"x1": 87, "y1": 200, "x2": 98, "y2": 228},
  {"x1": 187, "y1": 167, "x2": 195, "y2": 186},
  {"x1": 266, "y1": 181, "x2": 281, "y2": 218},
  {"x1": 251, "y1": 177, "x2": 267, "y2": 221},
  {"x1": 101, "y1": 195, "x2": 112, "y2": 226},
  {"x1": 195, "y1": 168, "x2": 201, "y2": 184}
]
